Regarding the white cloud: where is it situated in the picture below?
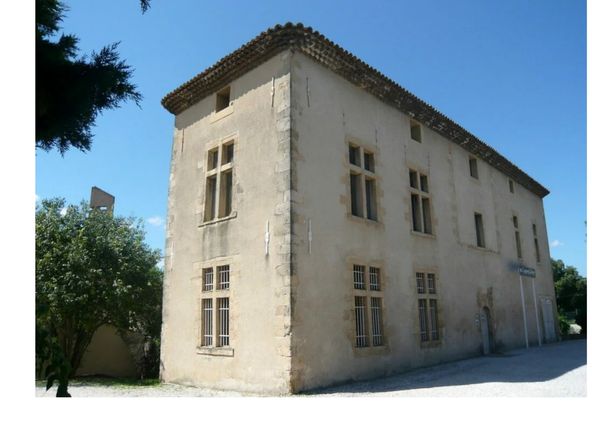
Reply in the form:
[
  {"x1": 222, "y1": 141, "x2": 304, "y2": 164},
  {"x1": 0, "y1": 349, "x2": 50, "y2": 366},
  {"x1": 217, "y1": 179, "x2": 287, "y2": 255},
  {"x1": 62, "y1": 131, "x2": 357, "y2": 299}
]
[
  {"x1": 550, "y1": 240, "x2": 564, "y2": 248},
  {"x1": 147, "y1": 216, "x2": 165, "y2": 227}
]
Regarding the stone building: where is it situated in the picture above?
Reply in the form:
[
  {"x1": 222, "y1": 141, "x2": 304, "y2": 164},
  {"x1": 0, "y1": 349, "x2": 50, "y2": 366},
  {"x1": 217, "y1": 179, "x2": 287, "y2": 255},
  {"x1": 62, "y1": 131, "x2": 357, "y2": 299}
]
[{"x1": 159, "y1": 23, "x2": 558, "y2": 394}]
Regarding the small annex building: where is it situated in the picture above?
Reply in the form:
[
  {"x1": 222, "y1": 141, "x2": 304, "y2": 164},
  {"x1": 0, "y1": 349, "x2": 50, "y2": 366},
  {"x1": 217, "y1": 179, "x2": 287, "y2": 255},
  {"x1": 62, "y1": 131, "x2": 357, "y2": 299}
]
[{"x1": 159, "y1": 23, "x2": 559, "y2": 394}]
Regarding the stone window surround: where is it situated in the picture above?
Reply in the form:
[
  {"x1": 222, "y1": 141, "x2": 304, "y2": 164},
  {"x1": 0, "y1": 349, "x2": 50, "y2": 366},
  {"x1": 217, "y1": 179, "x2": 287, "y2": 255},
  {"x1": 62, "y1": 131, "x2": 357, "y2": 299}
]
[
  {"x1": 345, "y1": 137, "x2": 381, "y2": 225},
  {"x1": 415, "y1": 268, "x2": 442, "y2": 349},
  {"x1": 347, "y1": 257, "x2": 388, "y2": 355},
  {"x1": 200, "y1": 133, "x2": 238, "y2": 226},
  {"x1": 193, "y1": 256, "x2": 237, "y2": 357},
  {"x1": 407, "y1": 163, "x2": 435, "y2": 238}
]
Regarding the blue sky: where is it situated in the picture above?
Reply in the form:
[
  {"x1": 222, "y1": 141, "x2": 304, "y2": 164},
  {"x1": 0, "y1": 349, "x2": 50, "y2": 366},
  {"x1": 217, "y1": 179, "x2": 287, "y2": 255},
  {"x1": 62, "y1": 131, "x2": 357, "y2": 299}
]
[{"x1": 34, "y1": 0, "x2": 586, "y2": 275}]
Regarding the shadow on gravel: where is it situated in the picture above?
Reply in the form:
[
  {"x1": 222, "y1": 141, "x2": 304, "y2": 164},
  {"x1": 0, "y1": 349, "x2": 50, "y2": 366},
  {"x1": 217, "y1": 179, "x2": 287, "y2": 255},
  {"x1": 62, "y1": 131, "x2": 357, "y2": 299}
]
[{"x1": 307, "y1": 339, "x2": 586, "y2": 395}]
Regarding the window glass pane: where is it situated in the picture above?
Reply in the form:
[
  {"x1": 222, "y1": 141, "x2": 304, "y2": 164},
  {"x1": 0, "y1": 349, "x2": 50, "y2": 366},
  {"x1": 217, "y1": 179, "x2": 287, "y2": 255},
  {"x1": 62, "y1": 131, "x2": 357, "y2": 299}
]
[
  {"x1": 219, "y1": 170, "x2": 233, "y2": 218},
  {"x1": 411, "y1": 194, "x2": 422, "y2": 232},
  {"x1": 421, "y1": 197, "x2": 432, "y2": 234},
  {"x1": 469, "y1": 158, "x2": 479, "y2": 179},
  {"x1": 364, "y1": 151, "x2": 375, "y2": 172},
  {"x1": 222, "y1": 142, "x2": 234, "y2": 164},
  {"x1": 409, "y1": 170, "x2": 418, "y2": 189},
  {"x1": 420, "y1": 174, "x2": 429, "y2": 193},
  {"x1": 204, "y1": 175, "x2": 217, "y2": 221},
  {"x1": 207, "y1": 149, "x2": 219, "y2": 171},
  {"x1": 475, "y1": 213, "x2": 485, "y2": 247},
  {"x1": 350, "y1": 173, "x2": 363, "y2": 217},
  {"x1": 365, "y1": 178, "x2": 377, "y2": 221},
  {"x1": 349, "y1": 144, "x2": 361, "y2": 166},
  {"x1": 410, "y1": 121, "x2": 421, "y2": 142}
]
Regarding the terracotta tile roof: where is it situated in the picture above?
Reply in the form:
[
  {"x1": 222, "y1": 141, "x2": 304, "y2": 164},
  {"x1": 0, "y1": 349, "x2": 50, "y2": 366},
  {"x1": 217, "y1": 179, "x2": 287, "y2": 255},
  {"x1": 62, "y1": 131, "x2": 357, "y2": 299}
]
[{"x1": 162, "y1": 23, "x2": 549, "y2": 198}]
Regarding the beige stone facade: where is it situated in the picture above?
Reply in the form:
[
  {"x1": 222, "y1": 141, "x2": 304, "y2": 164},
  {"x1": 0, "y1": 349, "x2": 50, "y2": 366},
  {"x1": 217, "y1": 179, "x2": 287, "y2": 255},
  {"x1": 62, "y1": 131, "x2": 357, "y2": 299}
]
[{"x1": 160, "y1": 24, "x2": 558, "y2": 394}]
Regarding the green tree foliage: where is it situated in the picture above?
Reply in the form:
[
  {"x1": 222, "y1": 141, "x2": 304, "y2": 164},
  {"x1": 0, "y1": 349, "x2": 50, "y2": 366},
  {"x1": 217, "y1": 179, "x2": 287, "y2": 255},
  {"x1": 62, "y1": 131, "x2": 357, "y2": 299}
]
[
  {"x1": 552, "y1": 258, "x2": 587, "y2": 334},
  {"x1": 36, "y1": 0, "x2": 148, "y2": 154},
  {"x1": 36, "y1": 198, "x2": 163, "y2": 396}
]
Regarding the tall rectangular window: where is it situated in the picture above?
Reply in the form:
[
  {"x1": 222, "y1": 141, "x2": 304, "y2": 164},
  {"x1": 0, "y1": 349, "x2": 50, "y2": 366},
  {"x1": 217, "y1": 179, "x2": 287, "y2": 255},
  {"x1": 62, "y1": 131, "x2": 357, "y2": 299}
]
[
  {"x1": 348, "y1": 143, "x2": 379, "y2": 221},
  {"x1": 201, "y1": 299, "x2": 213, "y2": 346},
  {"x1": 365, "y1": 178, "x2": 377, "y2": 221},
  {"x1": 409, "y1": 169, "x2": 432, "y2": 235},
  {"x1": 350, "y1": 173, "x2": 363, "y2": 217},
  {"x1": 217, "y1": 298, "x2": 230, "y2": 346},
  {"x1": 204, "y1": 176, "x2": 217, "y2": 221},
  {"x1": 469, "y1": 157, "x2": 479, "y2": 179},
  {"x1": 369, "y1": 267, "x2": 380, "y2": 291},
  {"x1": 353, "y1": 265, "x2": 365, "y2": 289},
  {"x1": 533, "y1": 224, "x2": 541, "y2": 263},
  {"x1": 217, "y1": 265, "x2": 230, "y2": 290},
  {"x1": 513, "y1": 215, "x2": 522, "y2": 259},
  {"x1": 203, "y1": 267, "x2": 214, "y2": 292},
  {"x1": 410, "y1": 120, "x2": 422, "y2": 142},
  {"x1": 354, "y1": 296, "x2": 369, "y2": 347},
  {"x1": 370, "y1": 297, "x2": 383, "y2": 346},
  {"x1": 204, "y1": 140, "x2": 235, "y2": 222},
  {"x1": 509, "y1": 179, "x2": 515, "y2": 193},
  {"x1": 353, "y1": 264, "x2": 384, "y2": 348},
  {"x1": 475, "y1": 213, "x2": 485, "y2": 248},
  {"x1": 429, "y1": 299, "x2": 439, "y2": 341},
  {"x1": 416, "y1": 271, "x2": 440, "y2": 344},
  {"x1": 200, "y1": 264, "x2": 232, "y2": 350},
  {"x1": 418, "y1": 299, "x2": 428, "y2": 342}
]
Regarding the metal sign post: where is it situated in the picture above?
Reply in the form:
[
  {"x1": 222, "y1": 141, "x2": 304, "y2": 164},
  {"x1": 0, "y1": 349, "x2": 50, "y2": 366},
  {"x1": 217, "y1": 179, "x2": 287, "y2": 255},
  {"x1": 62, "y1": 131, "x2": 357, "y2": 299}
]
[
  {"x1": 516, "y1": 265, "x2": 537, "y2": 349},
  {"x1": 518, "y1": 274, "x2": 529, "y2": 348},
  {"x1": 531, "y1": 278, "x2": 542, "y2": 346}
]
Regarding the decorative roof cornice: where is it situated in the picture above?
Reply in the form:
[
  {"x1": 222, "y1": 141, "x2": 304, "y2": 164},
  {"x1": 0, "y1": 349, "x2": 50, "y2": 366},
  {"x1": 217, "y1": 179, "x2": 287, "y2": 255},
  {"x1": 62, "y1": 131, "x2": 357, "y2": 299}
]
[{"x1": 162, "y1": 23, "x2": 549, "y2": 197}]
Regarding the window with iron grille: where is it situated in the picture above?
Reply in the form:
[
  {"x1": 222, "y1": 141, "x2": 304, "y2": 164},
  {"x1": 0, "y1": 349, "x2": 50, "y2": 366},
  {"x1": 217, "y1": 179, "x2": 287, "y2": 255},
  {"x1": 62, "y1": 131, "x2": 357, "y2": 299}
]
[
  {"x1": 353, "y1": 265, "x2": 365, "y2": 289},
  {"x1": 348, "y1": 143, "x2": 379, "y2": 221},
  {"x1": 200, "y1": 264, "x2": 232, "y2": 349},
  {"x1": 217, "y1": 265, "x2": 230, "y2": 289},
  {"x1": 204, "y1": 140, "x2": 235, "y2": 222},
  {"x1": 416, "y1": 271, "x2": 440, "y2": 344},
  {"x1": 203, "y1": 267, "x2": 214, "y2": 292},
  {"x1": 369, "y1": 267, "x2": 380, "y2": 291},
  {"x1": 353, "y1": 264, "x2": 384, "y2": 348},
  {"x1": 217, "y1": 298, "x2": 230, "y2": 346},
  {"x1": 354, "y1": 296, "x2": 369, "y2": 347},
  {"x1": 370, "y1": 297, "x2": 383, "y2": 346},
  {"x1": 201, "y1": 299, "x2": 213, "y2": 346},
  {"x1": 409, "y1": 169, "x2": 432, "y2": 235}
]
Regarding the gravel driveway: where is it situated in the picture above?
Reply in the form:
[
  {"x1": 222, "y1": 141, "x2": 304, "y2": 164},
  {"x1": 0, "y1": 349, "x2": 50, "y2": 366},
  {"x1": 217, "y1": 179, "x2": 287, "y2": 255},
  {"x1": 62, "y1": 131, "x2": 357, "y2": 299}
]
[{"x1": 36, "y1": 339, "x2": 586, "y2": 397}]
